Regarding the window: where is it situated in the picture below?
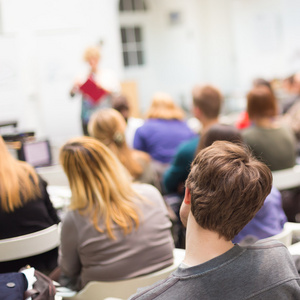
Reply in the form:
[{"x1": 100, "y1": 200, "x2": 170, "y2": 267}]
[
  {"x1": 121, "y1": 26, "x2": 144, "y2": 67},
  {"x1": 119, "y1": 0, "x2": 147, "y2": 12}
]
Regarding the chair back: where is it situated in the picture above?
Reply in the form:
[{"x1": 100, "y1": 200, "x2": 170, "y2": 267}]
[
  {"x1": 0, "y1": 224, "x2": 60, "y2": 262},
  {"x1": 64, "y1": 248, "x2": 185, "y2": 300},
  {"x1": 261, "y1": 226, "x2": 293, "y2": 247},
  {"x1": 272, "y1": 165, "x2": 300, "y2": 190}
]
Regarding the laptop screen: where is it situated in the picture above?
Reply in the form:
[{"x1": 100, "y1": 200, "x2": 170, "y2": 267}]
[{"x1": 22, "y1": 140, "x2": 52, "y2": 167}]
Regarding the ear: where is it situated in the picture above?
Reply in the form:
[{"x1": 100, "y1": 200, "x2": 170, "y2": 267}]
[
  {"x1": 184, "y1": 187, "x2": 191, "y2": 205},
  {"x1": 193, "y1": 106, "x2": 202, "y2": 120}
]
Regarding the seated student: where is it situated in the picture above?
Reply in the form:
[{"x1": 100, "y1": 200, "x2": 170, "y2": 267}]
[
  {"x1": 133, "y1": 92, "x2": 195, "y2": 165},
  {"x1": 130, "y1": 142, "x2": 300, "y2": 299},
  {"x1": 0, "y1": 136, "x2": 60, "y2": 273},
  {"x1": 59, "y1": 137, "x2": 174, "y2": 289},
  {"x1": 242, "y1": 86, "x2": 296, "y2": 171},
  {"x1": 163, "y1": 85, "x2": 222, "y2": 195},
  {"x1": 88, "y1": 108, "x2": 159, "y2": 188},
  {"x1": 112, "y1": 94, "x2": 144, "y2": 148},
  {"x1": 197, "y1": 124, "x2": 287, "y2": 244}
]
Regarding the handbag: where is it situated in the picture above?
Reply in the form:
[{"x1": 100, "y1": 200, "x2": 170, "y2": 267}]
[{"x1": 21, "y1": 267, "x2": 56, "y2": 300}]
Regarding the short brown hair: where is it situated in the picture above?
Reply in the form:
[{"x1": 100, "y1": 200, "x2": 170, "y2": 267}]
[
  {"x1": 247, "y1": 86, "x2": 278, "y2": 119},
  {"x1": 192, "y1": 85, "x2": 222, "y2": 119},
  {"x1": 186, "y1": 141, "x2": 272, "y2": 241}
]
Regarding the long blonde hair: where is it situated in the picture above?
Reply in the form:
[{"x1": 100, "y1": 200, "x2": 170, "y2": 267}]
[
  {"x1": 88, "y1": 108, "x2": 149, "y2": 179},
  {"x1": 60, "y1": 136, "x2": 140, "y2": 239},
  {"x1": 0, "y1": 137, "x2": 41, "y2": 212},
  {"x1": 146, "y1": 92, "x2": 184, "y2": 120}
]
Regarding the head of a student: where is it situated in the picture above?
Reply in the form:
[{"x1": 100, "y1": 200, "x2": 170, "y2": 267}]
[
  {"x1": 196, "y1": 124, "x2": 243, "y2": 155},
  {"x1": 247, "y1": 86, "x2": 278, "y2": 121},
  {"x1": 0, "y1": 136, "x2": 41, "y2": 212},
  {"x1": 192, "y1": 85, "x2": 222, "y2": 121},
  {"x1": 60, "y1": 136, "x2": 139, "y2": 239},
  {"x1": 112, "y1": 95, "x2": 130, "y2": 123},
  {"x1": 146, "y1": 92, "x2": 184, "y2": 120},
  {"x1": 88, "y1": 108, "x2": 126, "y2": 152},
  {"x1": 88, "y1": 108, "x2": 145, "y2": 179},
  {"x1": 186, "y1": 141, "x2": 272, "y2": 241},
  {"x1": 83, "y1": 46, "x2": 101, "y2": 70}
]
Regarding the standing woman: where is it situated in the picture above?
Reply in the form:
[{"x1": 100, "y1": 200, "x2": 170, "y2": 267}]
[
  {"x1": 59, "y1": 137, "x2": 174, "y2": 289},
  {"x1": 70, "y1": 46, "x2": 120, "y2": 135},
  {"x1": 0, "y1": 137, "x2": 60, "y2": 273}
]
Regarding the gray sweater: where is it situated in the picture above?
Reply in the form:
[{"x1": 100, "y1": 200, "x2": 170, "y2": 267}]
[
  {"x1": 130, "y1": 240, "x2": 300, "y2": 299},
  {"x1": 58, "y1": 183, "x2": 174, "y2": 288}
]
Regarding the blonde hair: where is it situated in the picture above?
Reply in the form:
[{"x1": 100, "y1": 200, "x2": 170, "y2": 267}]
[
  {"x1": 146, "y1": 93, "x2": 184, "y2": 120},
  {"x1": 0, "y1": 137, "x2": 41, "y2": 212},
  {"x1": 60, "y1": 136, "x2": 140, "y2": 239},
  {"x1": 88, "y1": 108, "x2": 149, "y2": 179},
  {"x1": 83, "y1": 46, "x2": 101, "y2": 62}
]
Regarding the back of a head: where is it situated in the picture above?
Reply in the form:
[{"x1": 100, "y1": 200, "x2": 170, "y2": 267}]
[
  {"x1": 192, "y1": 85, "x2": 222, "y2": 119},
  {"x1": 60, "y1": 136, "x2": 139, "y2": 239},
  {"x1": 0, "y1": 136, "x2": 41, "y2": 212},
  {"x1": 247, "y1": 86, "x2": 278, "y2": 120},
  {"x1": 60, "y1": 136, "x2": 129, "y2": 200},
  {"x1": 186, "y1": 141, "x2": 272, "y2": 241},
  {"x1": 112, "y1": 95, "x2": 130, "y2": 122},
  {"x1": 88, "y1": 108, "x2": 126, "y2": 148},
  {"x1": 197, "y1": 124, "x2": 243, "y2": 154},
  {"x1": 146, "y1": 92, "x2": 184, "y2": 120}
]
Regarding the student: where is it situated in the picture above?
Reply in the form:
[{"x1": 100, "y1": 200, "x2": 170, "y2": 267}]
[
  {"x1": 163, "y1": 85, "x2": 222, "y2": 195},
  {"x1": 0, "y1": 136, "x2": 60, "y2": 273},
  {"x1": 243, "y1": 86, "x2": 296, "y2": 171},
  {"x1": 59, "y1": 137, "x2": 174, "y2": 289},
  {"x1": 130, "y1": 142, "x2": 300, "y2": 299}
]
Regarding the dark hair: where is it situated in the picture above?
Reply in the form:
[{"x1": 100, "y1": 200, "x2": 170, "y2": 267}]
[
  {"x1": 196, "y1": 124, "x2": 243, "y2": 155},
  {"x1": 247, "y1": 86, "x2": 278, "y2": 119},
  {"x1": 186, "y1": 141, "x2": 272, "y2": 241},
  {"x1": 192, "y1": 85, "x2": 222, "y2": 119}
]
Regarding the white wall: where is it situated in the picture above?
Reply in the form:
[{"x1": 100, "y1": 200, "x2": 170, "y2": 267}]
[{"x1": 0, "y1": 0, "x2": 122, "y2": 148}]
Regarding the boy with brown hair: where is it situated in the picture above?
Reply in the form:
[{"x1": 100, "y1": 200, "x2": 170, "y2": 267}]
[{"x1": 130, "y1": 141, "x2": 300, "y2": 299}]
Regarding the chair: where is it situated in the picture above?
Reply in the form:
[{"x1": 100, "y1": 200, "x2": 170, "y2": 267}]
[
  {"x1": 0, "y1": 224, "x2": 60, "y2": 262},
  {"x1": 62, "y1": 248, "x2": 185, "y2": 300},
  {"x1": 36, "y1": 165, "x2": 69, "y2": 186},
  {"x1": 261, "y1": 226, "x2": 293, "y2": 247},
  {"x1": 272, "y1": 165, "x2": 300, "y2": 191}
]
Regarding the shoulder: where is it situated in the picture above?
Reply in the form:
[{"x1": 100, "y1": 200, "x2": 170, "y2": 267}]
[
  {"x1": 175, "y1": 136, "x2": 199, "y2": 159},
  {"x1": 129, "y1": 276, "x2": 179, "y2": 300},
  {"x1": 132, "y1": 183, "x2": 162, "y2": 200}
]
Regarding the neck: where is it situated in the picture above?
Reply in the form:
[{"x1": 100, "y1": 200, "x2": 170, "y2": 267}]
[
  {"x1": 201, "y1": 117, "x2": 219, "y2": 131},
  {"x1": 253, "y1": 117, "x2": 278, "y2": 128},
  {"x1": 183, "y1": 213, "x2": 234, "y2": 267}
]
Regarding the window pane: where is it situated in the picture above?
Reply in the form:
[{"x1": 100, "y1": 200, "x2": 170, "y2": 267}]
[
  {"x1": 123, "y1": 0, "x2": 132, "y2": 11},
  {"x1": 128, "y1": 51, "x2": 138, "y2": 66},
  {"x1": 123, "y1": 52, "x2": 129, "y2": 67},
  {"x1": 137, "y1": 50, "x2": 144, "y2": 65},
  {"x1": 121, "y1": 28, "x2": 127, "y2": 43},
  {"x1": 134, "y1": 27, "x2": 142, "y2": 42},
  {"x1": 133, "y1": 0, "x2": 142, "y2": 11},
  {"x1": 126, "y1": 27, "x2": 135, "y2": 43},
  {"x1": 119, "y1": 0, "x2": 124, "y2": 11}
]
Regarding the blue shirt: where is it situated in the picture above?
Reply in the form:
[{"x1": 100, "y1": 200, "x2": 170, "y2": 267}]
[
  {"x1": 233, "y1": 187, "x2": 287, "y2": 243},
  {"x1": 163, "y1": 136, "x2": 199, "y2": 194},
  {"x1": 133, "y1": 119, "x2": 196, "y2": 163}
]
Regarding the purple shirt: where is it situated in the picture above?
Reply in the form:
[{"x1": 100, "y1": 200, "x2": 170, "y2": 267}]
[
  {"x1": 133, "y1": 119, "x2": 196, "y2": 163},
  {"x1": 233, "y1": 187, "x2": 287, "y2": 243}
]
